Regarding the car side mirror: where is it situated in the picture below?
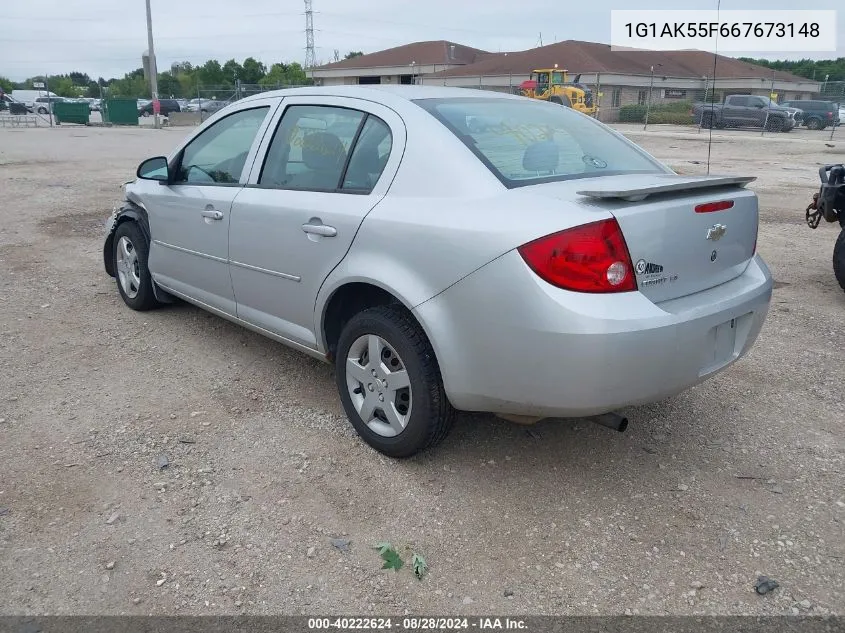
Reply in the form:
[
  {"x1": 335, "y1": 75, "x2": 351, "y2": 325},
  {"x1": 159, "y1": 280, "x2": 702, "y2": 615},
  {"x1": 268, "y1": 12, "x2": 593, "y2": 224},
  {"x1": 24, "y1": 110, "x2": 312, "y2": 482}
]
[{"x1": 137, "y1": 156, "x2": 170, "y2": 183}]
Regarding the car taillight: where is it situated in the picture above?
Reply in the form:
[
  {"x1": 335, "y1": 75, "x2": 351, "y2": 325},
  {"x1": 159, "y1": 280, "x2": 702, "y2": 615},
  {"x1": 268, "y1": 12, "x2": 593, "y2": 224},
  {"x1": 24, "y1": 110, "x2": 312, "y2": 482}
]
[
  {"x1": 828, "y1": 111, "x2": 833, "y2": 118},
  {"x1": 695, "y1": 200, "x2": 734, "y2": 213},
  {"x1": 518, "y1": 219, "x2": 637, "y2": 293}
]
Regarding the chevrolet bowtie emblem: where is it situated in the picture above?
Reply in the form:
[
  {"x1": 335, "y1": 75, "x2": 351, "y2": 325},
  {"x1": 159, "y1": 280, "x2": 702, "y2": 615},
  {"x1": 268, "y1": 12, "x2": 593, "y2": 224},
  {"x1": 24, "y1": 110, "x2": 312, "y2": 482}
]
[{"x1": 706, "y1": 224, "x2": 727, "y2": 241}]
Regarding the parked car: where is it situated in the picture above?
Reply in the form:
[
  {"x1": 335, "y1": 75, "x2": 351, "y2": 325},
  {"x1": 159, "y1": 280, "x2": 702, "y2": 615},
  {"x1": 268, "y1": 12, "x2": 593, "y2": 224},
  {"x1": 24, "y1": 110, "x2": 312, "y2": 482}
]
[
  {"x1": 11, "y1": 89, "x2": 58, "y2": 110},
  {"x1": 2, "y1": 95, "x2": 29, "y2": 115},
  {"x1": 184, "y1": 98, "x2": 226, "y2": 113},
  {"x1": 693, "y1": 95, "x2": 796, "y2": 132},
  {"x1": 103, "y1": 86, "x2": 772, "y2": 457},
  {"x1": 32, "y1": 96, "x2": 67, "y2": 114},
  {"x1": 780, "y1": 99, "x2": 840, "y2": 130},
  {"x1": 88, "y1": 99, "x2": 102, "y2": 112},
  {"x1": 139, "y1": 98, "x2": 181, "y2": 117}
]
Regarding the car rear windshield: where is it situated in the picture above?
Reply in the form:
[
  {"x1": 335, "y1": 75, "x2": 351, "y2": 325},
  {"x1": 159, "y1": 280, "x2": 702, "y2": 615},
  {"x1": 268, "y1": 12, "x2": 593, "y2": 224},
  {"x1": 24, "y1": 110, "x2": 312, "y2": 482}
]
[{"x1": 413, "y1": 97, "x2": 665, "y2": 187}]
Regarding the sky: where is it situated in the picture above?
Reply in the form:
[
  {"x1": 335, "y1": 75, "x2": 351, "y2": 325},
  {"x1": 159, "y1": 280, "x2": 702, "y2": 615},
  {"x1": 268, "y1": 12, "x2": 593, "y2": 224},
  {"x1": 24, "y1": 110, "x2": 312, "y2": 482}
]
[{"x1": 2, "y1": 0, "x2": 843, "y2": 81}]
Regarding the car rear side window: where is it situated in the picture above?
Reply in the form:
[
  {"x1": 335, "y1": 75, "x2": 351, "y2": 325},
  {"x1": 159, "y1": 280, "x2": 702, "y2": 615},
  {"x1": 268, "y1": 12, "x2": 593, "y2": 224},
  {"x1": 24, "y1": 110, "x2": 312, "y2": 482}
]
[
  {"x1": 341, "y1": 116, "x2": 392, "y2": 192},
  {"x1": 174, "y1": 106, "x2": 269, "y2": 185},
  {"x1": 260, "y1": 105, "x2": 368, "y2": 192},
  {"x1": 414, "y1": 97, "x2": 664, "y2": 188}
]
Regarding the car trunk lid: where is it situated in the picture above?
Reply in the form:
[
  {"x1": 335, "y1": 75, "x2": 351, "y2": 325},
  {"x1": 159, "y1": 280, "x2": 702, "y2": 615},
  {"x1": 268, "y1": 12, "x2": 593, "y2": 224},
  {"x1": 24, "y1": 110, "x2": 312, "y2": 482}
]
[{"x1": 574, "y1": 174, "x2": 758, "y2": 302}]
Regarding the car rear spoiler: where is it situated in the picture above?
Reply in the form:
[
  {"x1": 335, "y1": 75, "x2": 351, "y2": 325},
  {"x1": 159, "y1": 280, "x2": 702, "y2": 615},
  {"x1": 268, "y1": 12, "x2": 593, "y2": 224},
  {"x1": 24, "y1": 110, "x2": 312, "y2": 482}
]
[{"x1": 577, "y1": 175, "x2": 756, "y2": 202}]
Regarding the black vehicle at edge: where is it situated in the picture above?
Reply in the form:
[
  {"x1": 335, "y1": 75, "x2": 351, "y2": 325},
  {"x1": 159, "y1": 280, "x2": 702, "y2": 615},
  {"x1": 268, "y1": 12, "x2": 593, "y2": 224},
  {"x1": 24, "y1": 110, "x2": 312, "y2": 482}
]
[
  {"x1": 781, "y1": 100, "x2": 840, "y2": 130},
  {"x1": 139, "y1": 99, "x2": 181, "y2": 117}
]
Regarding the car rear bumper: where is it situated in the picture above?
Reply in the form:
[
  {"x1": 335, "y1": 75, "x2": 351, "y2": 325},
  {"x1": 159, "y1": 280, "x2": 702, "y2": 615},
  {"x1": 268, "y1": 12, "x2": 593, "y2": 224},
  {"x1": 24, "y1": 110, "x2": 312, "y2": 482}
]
[{"x1": 414, "y1": 251, "x2": 772, "y2": 418}]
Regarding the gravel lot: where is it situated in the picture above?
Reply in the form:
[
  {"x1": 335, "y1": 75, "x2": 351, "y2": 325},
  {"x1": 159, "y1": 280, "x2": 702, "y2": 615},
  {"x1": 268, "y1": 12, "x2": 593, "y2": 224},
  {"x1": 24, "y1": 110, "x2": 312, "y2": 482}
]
[{"x1": 0, "y1": 122, "x2": 843, "y2": 616}]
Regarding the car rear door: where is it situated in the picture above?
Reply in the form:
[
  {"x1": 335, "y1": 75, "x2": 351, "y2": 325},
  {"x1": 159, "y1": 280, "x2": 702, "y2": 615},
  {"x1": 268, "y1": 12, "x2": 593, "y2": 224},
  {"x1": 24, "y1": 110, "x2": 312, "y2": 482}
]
[
  {"x1": 228, "y1": 96, "x2": 405, "y2": 348},
  {"x1": 142, "y1": 98, "x2": 279, "y2": 314},
  {"x1": 724, "y1": 96, "x2": 752, "y2": 126}
]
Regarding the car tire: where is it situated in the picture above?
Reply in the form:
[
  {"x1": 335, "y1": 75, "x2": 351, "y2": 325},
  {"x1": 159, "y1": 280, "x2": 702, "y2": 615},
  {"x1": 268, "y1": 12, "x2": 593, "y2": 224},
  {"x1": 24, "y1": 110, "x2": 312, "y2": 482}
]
[
  {"x1": 37, "y1": 107, "x2": 47, "y2": 114},
  {"x1": 112, "y1": 221, "x2": 160, "y2": 311},
  {"x1": 765, "y1": 117, "x2": 783, "y2": 132},
  {"x1": 142, "y1": 111, "x2": 150, "y2": 117},
  {"x1": 834, "y1": 229, "x2": 845, "y2": 293},
  {"x1": 806, "y1": 117, "x2": 822, "y2": 130},
  {"x1": 701, "y1": 113, "x2": 714, "y2": 129},
  {"x1": 335, "y1": 304, "x2": 455, "y2": 458}
]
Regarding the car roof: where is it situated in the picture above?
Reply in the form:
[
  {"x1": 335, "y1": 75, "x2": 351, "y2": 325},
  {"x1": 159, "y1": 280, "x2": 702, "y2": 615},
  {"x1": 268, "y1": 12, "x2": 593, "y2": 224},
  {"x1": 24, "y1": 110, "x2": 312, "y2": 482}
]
[{"x1": 238, "y1": 85, "x2": 520, "y2": 108}]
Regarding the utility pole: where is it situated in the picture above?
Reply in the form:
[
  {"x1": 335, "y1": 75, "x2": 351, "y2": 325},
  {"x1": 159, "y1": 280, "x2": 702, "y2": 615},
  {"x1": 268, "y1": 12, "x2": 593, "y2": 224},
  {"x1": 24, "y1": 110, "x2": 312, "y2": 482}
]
[
  {"x1": 304, "y1": 0, "x2": 316, "y2": 70},
  {"x1": 145, "y1": 0, "x2": 160, "y2": 129},
  {"x1": 643, "y1": 66, "x2": 655, "y2": 130},
  {"x1": 643, "y1": 63, "x2": 662, "y2": 130}
]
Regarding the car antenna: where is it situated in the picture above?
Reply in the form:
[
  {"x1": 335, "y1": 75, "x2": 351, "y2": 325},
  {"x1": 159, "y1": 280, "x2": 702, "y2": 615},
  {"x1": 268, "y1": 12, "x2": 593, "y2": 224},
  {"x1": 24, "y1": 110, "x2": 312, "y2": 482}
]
[{"x1": 706, "y1": 0, "x2": 721, "y2": 176}]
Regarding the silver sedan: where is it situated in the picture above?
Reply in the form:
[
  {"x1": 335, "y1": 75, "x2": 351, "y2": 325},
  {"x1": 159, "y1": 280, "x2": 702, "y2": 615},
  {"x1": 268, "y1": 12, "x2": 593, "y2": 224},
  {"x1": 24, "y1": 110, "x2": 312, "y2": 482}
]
[{"x1": 103, "y1": 86, "x2": 772, "y2": 457}]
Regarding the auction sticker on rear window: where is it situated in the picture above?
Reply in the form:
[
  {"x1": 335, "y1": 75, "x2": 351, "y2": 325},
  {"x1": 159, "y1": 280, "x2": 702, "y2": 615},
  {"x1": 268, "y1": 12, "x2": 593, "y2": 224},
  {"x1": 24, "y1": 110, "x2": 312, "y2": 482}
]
[{"x1": 610, "y1": 10, "x2": 835, "y2": 53}]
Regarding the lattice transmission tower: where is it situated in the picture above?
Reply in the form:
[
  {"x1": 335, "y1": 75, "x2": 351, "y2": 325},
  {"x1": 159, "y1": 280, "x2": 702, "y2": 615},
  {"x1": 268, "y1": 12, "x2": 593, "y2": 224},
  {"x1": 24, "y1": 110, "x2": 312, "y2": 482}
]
[{"x1": 304, "y1": 0, "x2": 316, "y2": 69}]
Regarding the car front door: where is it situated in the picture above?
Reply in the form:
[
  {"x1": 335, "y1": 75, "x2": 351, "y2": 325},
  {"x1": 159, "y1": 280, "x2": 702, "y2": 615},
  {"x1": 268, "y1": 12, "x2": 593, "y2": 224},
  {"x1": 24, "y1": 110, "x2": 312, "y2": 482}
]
[
  {"x1": 748, "y1": 96, "x2": 769, "y2": 126},
  {"x1": 142, "y1": 99, "x2": 278, "y2": 314},
  {"x1": 228, "y1": 97, "x2": 404, "y2": 348}
]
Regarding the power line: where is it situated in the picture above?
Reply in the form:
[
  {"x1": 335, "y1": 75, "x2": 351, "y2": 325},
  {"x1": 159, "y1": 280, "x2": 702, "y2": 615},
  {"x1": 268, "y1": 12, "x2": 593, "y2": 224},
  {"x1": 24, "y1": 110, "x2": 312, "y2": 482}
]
[
  {"x1": 3, "y1": 10, "x2": 302, "y2": 22},
  {"x1": 0, "y1": 29, "x2": 302, "y2": 43}
]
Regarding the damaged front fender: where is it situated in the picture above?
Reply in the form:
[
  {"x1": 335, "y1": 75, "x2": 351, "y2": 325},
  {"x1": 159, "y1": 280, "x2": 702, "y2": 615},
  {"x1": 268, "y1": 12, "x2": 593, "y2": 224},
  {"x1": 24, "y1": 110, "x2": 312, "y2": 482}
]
[{"x1": 103, "y1": 201, "x2": 150, "y2": 278}]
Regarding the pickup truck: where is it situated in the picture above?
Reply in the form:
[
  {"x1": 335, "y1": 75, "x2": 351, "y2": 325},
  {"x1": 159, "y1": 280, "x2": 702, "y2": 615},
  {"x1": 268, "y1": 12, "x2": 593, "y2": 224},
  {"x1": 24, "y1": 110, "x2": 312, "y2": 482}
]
[{"x1": 693, "y1": 95, "x2": 798, "y2": 132}]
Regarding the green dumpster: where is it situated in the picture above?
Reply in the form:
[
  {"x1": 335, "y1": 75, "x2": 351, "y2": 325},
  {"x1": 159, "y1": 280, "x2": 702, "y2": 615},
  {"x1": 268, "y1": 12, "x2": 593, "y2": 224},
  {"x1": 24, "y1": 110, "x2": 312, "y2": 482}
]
[
  {"x1": 54, "y1": 101, "x2": 90, "y2": 125},
  {"x1": 103, "y1": 98, "x2": 139, "y2": 126}
]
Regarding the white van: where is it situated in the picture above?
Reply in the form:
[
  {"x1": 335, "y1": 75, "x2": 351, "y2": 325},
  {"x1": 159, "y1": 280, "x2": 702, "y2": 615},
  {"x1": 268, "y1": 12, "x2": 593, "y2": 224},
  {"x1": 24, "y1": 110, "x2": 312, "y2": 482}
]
[{"x1": 11, "y1": 90, "x2": 58, "y2": 109}]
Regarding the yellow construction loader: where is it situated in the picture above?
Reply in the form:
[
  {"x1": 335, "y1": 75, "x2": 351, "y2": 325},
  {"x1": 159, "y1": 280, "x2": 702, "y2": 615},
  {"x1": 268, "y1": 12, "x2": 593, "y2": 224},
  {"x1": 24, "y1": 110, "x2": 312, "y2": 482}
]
[{"x1": 518, "y1": 68, "x2": 598, "y2": 116}]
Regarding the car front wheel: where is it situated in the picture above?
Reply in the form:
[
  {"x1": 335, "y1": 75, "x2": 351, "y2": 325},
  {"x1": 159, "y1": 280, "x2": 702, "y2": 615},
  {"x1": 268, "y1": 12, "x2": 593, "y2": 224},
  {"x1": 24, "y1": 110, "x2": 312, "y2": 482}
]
[
  {"x1": 112, "y1": 221, "x2": 160, "y2": 311},
  {"x1": 335, "y1": 305, "x2": 454, "y2": 457},
  {"x1": 765, "y1": 117, "x2": 783, "y2": 132},
  {"x1": 37, "y1": 107, "x2": 47, "y2": 114}
]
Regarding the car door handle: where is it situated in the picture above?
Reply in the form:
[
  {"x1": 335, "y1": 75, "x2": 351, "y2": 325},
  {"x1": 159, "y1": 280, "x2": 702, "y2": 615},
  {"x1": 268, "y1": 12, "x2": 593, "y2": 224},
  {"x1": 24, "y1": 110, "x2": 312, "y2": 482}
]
[
  {"x1": 201, "y1": 209, "x2": 224, "y2": 221},
  {"x1": 301, "y1": 221, "x2": 337, "y2": 237}
]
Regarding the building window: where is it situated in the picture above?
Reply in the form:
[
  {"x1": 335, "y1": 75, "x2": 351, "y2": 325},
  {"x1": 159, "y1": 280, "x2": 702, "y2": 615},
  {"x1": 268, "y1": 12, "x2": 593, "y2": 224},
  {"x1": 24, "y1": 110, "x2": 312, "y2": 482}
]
[
  {"x1": 357, "y1": 76, "x2": 381, "y2": 85},
  {"x1": 637, "y1": 90, "x2": 648, "y2": 105},
  {"x1": 612, "y1": 89, "x2": 621, "y2": 108}
]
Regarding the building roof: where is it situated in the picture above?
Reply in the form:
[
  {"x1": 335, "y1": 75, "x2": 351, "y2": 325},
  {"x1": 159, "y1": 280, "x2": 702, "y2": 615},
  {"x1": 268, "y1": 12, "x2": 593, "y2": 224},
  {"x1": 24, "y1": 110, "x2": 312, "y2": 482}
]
[
  {"x1": 313, "y1": 40, "x2": 491, "y2": 70},
  {"x1": 429, "y1": 40, "x2": 812, "y2": 84}
]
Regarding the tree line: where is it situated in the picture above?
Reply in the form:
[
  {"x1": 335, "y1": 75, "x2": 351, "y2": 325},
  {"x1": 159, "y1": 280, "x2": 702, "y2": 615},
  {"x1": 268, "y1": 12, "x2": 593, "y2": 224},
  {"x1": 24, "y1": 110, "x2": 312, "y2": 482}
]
[
  {"x1": 0, "y1": 56, "x2": 317, "y2": 100},
  {"x1": 738, "y1": 57, "x2": 845, "y2": 83}
]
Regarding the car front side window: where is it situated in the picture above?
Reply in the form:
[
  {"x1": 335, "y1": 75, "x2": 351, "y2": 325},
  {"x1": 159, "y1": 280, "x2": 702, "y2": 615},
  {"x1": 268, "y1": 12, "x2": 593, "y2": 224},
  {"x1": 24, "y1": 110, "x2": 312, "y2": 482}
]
[{"x1": 174, "y1": 106, "x2": 269, "y2": 185}]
